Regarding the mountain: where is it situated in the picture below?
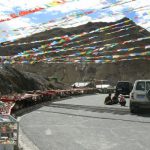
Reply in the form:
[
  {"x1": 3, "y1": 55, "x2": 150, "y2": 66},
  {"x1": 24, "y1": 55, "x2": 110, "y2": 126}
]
[
  {"x1": 0, "y1": 17, "x2": 150, "y2": 56},
  {"x1": 0, "y1": 17, "x2": 150, "y2": 92}
]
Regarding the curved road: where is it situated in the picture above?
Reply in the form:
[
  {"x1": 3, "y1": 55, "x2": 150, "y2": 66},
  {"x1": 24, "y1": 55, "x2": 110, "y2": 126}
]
[{"x1": 19, "y1": 94, "x2": 150, "y2": 150}]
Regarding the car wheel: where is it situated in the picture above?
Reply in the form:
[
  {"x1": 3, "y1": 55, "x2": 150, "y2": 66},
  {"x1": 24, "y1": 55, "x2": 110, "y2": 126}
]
[{"x1": 146, "y1": 89, "x2": 150, "y2": 100}]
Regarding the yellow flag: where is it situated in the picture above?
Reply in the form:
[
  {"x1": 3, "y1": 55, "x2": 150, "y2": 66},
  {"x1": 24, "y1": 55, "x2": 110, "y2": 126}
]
[{"x1": 128, "y1": 48, "x2": 134, "y2": 51}]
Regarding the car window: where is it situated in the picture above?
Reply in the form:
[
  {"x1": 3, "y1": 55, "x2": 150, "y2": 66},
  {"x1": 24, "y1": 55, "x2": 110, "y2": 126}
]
[
  {"x1": 136, "y1": 81, "x2": 145, "y2": 91},
  {"x1": 117, "y1": 82, "x2": 129, "y2": 88},
  {"x1": 146, "y1": 82, "x2": 150, "y2": 90}
]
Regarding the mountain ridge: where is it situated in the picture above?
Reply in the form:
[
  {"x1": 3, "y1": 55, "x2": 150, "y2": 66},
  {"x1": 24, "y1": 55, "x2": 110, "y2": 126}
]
[{"x1": 0, "y1": 17, "x2": 149, "y2": 56}]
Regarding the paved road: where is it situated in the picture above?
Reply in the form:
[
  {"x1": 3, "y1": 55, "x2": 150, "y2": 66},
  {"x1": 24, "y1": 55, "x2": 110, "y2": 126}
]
[{"x1": 19, "y1": 94, "x2": 150, "y2": 150}]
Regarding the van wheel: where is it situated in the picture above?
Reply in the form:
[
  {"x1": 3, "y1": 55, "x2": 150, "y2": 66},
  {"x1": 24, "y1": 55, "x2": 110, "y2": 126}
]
[
  {"x1": 130, "y1": 107, "x2": 135, "y2": 113},
  {"x1": 130, "y1": 103, "x2": 138, "y2": 113}
]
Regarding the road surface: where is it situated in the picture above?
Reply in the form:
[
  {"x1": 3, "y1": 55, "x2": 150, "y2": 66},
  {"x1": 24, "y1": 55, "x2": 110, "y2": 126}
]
[{"x1": 19, "y1": 94, "x2": 150, "y2": 150}]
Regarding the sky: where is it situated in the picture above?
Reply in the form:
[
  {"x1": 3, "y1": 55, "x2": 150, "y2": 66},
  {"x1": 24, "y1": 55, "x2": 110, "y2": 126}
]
[{"x1": 0, "y1": 0, "x2": 150, "y2": 43}]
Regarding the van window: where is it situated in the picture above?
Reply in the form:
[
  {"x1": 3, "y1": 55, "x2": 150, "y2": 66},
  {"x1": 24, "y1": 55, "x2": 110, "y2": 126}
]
[
  {"x1": 146, "y1": 82, "x2": 150, "y2": 90},
  {"x1": 136, "y1": 82, "x2": 145, "y2": 91}
]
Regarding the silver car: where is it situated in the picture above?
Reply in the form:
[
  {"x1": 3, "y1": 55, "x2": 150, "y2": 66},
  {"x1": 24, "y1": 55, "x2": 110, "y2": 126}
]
[{"x1": 130, "y1": 80, "x2": 150, "y2": 113}]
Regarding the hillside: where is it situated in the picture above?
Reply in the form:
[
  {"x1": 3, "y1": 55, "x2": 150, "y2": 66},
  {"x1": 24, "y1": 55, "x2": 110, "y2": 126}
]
[
  {"x1": 0, "y1": 65, "x2": 71, "y2": 95},
  {"x1": 0, "y1": 17, "x2": 150, "y2": 93},
  {"x1": 0, "y1": 64, "x2": 49, "y2": 95},
  {"x1": 0, "y1": 17, "x2": 150, "y2": 56}
]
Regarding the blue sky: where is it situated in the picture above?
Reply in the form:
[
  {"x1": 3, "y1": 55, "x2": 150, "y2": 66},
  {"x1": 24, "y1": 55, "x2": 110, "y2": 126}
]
[{"x1": 0, "y1": 0, "x2": 150, "y2": 42}]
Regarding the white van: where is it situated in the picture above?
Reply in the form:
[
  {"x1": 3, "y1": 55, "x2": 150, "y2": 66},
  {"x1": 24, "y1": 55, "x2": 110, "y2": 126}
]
[{"x1": 130, "y1": 80, "x2": 150, "y2": 113}]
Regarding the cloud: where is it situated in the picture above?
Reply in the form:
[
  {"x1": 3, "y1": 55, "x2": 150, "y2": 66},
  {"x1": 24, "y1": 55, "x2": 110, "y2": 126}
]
[
  {"x1": 0, "y1": 17, "x2": 35, "y2": 42},
  {"x1": 0, "y1": 0, "x2": 150, "y2": 43},
  {"x1": 0, "y1": 17, "x2": 34, "y2": 29},
  {"x1": 45, "y1": 0, "x2": 111, "y2": 13},
  {"x1": 61, "y1": 15, "x2": 92, "y2": 27},
  {"x1": 93, "y1": 14, "x2": 124, "y2": 22},
  {"x1": 0, "y1": 0, "x2": 52, "y2": 12}
]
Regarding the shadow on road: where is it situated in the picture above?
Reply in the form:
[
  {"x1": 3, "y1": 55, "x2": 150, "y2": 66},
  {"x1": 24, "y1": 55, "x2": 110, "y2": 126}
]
[
  {"x1": 136, "y1": 109, "x2": 150, "y2": 117},
  {"x1": 46, "y1": 103, "x2": 150, "y2": 118},
  {"x1": 39, "y1": 103, "x2": 150, "y2": 123},
  {"x1": 37, "y1": 108, "x2": 150, "y2": 124},
  {"x1": 44, "y1": 103, "x2": 129, "y2": 115}
]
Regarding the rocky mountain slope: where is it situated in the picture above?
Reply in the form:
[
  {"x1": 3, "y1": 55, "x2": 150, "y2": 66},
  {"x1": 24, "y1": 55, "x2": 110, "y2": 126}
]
[
  {"x1": 0, "y1": 65, "x2": 70, "y2": 95},
  {"x1": 0, "y1": 17, "x2": 150, "y2": 94},
  {"x1": 0, "y1": 65, "x2": 49, "y2": 94}
]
